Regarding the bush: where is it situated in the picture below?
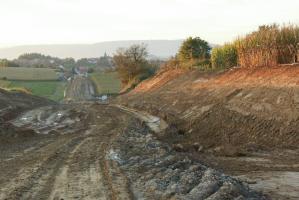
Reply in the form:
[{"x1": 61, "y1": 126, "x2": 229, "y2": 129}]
[
  {"x1": 0, "y1": 59, "x2": 19, "y2": 67},
  {"x1": 178, "y1": 37, "x2": 211, "y2": 61},
  {"x1": 160, "y1": 37, "x2": 211, "y2": 71},
  {"x1": 211, "y1": 43, "x2": 238, "y2": 69},
  {"x1": 179, "y1": 59, "x2": 211, "y2": 70}
]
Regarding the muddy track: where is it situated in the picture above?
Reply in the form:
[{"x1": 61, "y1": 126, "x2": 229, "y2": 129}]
[
  {"x1": 0, "y1": 105, "x2": 133, "y2": 200},
  {"x1": 0, "y1": 77, "x2": 267, "y2": 199},
  {"x1": 0, "y1": 104, "x2": 264, "y2": 199},
  {"x1": 64, "y1": 76, "x2": 95, "y2": 101}
]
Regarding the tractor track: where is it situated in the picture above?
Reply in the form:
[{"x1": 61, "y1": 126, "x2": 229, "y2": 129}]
[{"x1": 0, "y1": 76, "x2": 267, "y2": 199}]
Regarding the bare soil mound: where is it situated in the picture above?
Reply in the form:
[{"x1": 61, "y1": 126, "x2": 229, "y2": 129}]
[
  {"x1": 118, "y1": 66, "x2": 299, "y2": 199},
  {"x1": 118, "y1": 66, "x2": 299, "y2": 151},
  {"x1": 0, "y1": 88, "x2": 53, "y2": 122}
]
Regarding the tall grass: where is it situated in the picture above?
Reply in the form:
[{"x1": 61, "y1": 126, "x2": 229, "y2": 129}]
[
  {"x1": 236, "y1": 24, "x2": 299, "y2": 67},
  {"x1": 211, "y1": 43, "x2": 238, "y2": 69},
  {"x1": 277, "y1": 25, "x2": 299, "y2": 63}
]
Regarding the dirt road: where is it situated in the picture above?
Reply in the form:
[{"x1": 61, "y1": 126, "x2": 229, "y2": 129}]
[
  {"x1": 1, "y1": 104, "x2": 265, "y2": 199},
  {"x1": 0, "y1": 104, "x2": 131, "y2": 199},
  {"x1": 64, "y1": 76, "x2": 95, "y2": 101},
  {"x1": 0, "y1": 78, "x2": 265, "y2": 199}
]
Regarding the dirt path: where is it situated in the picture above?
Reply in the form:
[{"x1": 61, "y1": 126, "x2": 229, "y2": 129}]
[
  {"x1": 64, "y1": 76, "x2": 95, "y2": 101},
  {"x1": 0, "y1": 104, "x2": 266, "y2": 199},
  {"x1": 0, "y1": 105, "x2": 133, "y2": 200},
  {"x1": 0, "y1": 77, "x2": 267, "y2": 199}
]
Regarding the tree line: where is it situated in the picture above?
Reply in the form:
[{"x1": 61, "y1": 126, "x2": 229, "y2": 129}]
[{"x1": 114, "y1": 23, "x2": 299, "y2": 90}]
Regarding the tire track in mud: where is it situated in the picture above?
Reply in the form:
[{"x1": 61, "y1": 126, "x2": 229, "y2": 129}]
[
  {"x1": 0, "y1": 78, "x2": 133, "y2": 199},
  {"x1": 1, "y1": 134, "x2": 85, "y2": 200},
  {"x1": 49, "y1": 134, "x2": 110, "y2": 200},
  {"x1": 0, "y1": 72, "x2": 268, "y2": 199},
  {"x1": 89, "y1": 107, "x2": 134, "y2": 200},
  {"x1": 65, "y1": 76, "x2": 95, "y2": 101},
  {"x1": 0, "y1": 105, "x2": 132, "y2": 200},
  {"x1": 0, "y1": 136, "x2": 67, "y2": 199}
]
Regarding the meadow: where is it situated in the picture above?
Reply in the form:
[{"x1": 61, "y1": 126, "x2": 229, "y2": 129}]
[
  {"x1": 0, "y1": 80, "x2": 66, "y2": 101},
  {"x1": 90, "y1": 71, "x2": 121, "y2": 95},
  {"x1": 0, "y1": 67, "x2": 59, "y2": 80},
  {"x1": 0, "y1": 67, "x2": 65, "y2": 101}
]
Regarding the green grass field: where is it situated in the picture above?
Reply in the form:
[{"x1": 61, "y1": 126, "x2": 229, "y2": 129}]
[
  {"x1": 90, "y1": 72, "x2": 121, "y2": 95},
  {"x1": 0, "y1": 80, "x2": 66, "y2": 101},
  {"x1": 0, "y1": 67, "x2": 59, "y2": 80}
]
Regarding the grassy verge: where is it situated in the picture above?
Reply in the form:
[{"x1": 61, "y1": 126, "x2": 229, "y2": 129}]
[
  {"x1": 0, "y1": 80, "x2": 66, "y2": 101},
  {"x1": 90, "y1": 72, "x2": 121, "y2": 95}
]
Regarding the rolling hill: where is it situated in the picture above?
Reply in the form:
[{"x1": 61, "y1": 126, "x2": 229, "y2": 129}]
[{"x1": 0, "y1": 40, "x2": 183, "y2": 60}]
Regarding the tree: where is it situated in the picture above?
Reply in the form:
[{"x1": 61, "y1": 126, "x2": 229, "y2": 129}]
[
  {"x1": 178, "y1": 37, "x2": 211, "y2": 61},
  {"x1": 98, "y1": 53, "x2": 112, "y2": 67},
  {"x1": 0, "y1": 59, "x2": 19, "y2": 67},
  {"x1": 0, "y1": 59, "x2": 9, "y2": 67},
  {"x1": 62, "y1": 58, "x2": 76, "y2": 68},
  {"x1": 113, "y1": 44, "x2": 154, "y2": 87}
]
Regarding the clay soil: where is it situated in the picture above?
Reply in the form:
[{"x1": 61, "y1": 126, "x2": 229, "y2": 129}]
[
  {"x1": 0, "y1": 77, "x2": 266, "y2": 199},
  {"x1": 118, "y1": 66, "x2": 299, "y2": 199}
]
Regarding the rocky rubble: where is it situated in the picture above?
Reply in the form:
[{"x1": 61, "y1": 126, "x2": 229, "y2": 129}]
[
  {"x1": 108, "y1": 119, "x2": 265, "y2": 199},
  {"x1": 11, "y1": 105, "x2": 88, "y2": 135},
  {"x1": 0, "y1": 89, "x2": 53, "y2": 122}
]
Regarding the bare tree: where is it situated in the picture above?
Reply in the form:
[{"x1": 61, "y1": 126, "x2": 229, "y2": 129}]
[{"x1": 113, "y1": 44, "x2": 154, "y2": 87}]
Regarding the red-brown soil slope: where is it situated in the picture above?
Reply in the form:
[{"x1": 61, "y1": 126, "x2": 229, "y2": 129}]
[{"x1": 119, "y1": 66, "x2": 299, "y2": 151}]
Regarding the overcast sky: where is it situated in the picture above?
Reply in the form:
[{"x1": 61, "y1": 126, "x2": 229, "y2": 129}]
[{"x1": 0, "y1": 0, "x2": 298, "y2": 47}]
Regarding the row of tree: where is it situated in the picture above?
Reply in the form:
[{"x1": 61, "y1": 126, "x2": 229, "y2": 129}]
[
  {"x1": 0, "y1": 53, "x2": 114, "y2": 70},
  {"x1": 0, "y1": 59, "x2": 19, "y2": 67},
  {"x1": 113, "y1": 37, "x2": 212, "y2": 89}
]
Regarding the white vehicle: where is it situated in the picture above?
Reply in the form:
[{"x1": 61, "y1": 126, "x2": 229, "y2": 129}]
[{"x1": 98, "y1": 95, "x2": 108, "y2": 101}]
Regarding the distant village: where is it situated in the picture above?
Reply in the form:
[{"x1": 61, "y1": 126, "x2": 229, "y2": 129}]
[{"x1": 0, "y1": 52, "x2": 115, "y2": 81}]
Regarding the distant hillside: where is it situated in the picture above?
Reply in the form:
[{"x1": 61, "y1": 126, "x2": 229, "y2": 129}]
[{"x1": 0, "y1": 40, "x2": 184, "y2": 60}]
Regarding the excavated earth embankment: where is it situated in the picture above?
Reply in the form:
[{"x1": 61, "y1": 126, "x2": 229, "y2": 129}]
[
  {"x1": 119, "y1": 66, "x2": 299, "y2": 150},
  {"x1": 0, "y1": 88, "x2": 53, "y2": 121},
  {"x1": 117, "y1": 66, "x2": 299, "y2": 199},
  {"x1": 0, "y1": 88, "x2": 55, "y2": 139}
]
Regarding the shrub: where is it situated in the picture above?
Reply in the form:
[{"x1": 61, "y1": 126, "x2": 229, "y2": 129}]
[
  {"x1": 159, "y1": 37, "x2": 212, "y2": 71},
  {"x1": 211, "y1": 43, "x2": 238, "y2": 69},
  {"x1": 160, "y1": 57, "x2": 180, "y2": 71},
  {"x1": 178, "y1": 37, "x2": 211, "y2": 61},
  {"x1": 180, "y1": 59, "x2": 211, "y2": 70}
]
